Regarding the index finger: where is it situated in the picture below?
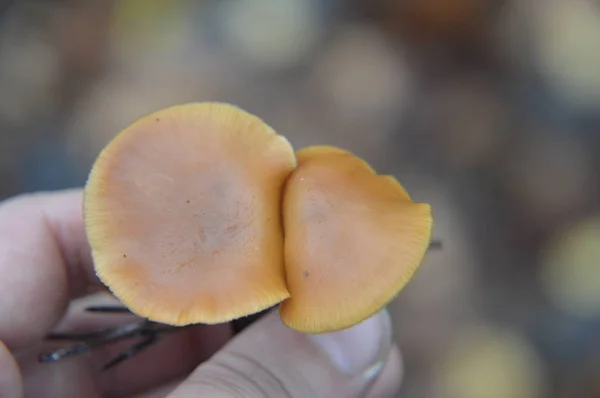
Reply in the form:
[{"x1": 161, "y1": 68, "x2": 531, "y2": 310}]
[{"x1": 0, "y1": 189, "x2": 102, "y2": 348}]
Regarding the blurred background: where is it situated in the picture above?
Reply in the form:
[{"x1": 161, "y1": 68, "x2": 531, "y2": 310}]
[{"x1": 1, "y1": 0, "x2": 600, "y2": 397}]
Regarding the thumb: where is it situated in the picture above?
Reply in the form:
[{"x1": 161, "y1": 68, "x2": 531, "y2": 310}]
[{"x1": 167, "y1": 309, "x2": 401, "y2": 398}]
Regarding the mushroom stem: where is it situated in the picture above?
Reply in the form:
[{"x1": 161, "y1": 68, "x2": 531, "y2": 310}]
[
  {"x1": 100, "y1": 334, "x2": 158, "y2": 371},
  {"x1": 429, "y1": 239, "x2": 443, "y2": 250},
  {"x1": 39, "y1": 319, "x2": 162, "y2": 370},
  {"x1": 85, "y1": 305, "x2": 132, "y2": 313},
  {"x1": 38, "y1": 305, "x2": 274, "y2": 370}
]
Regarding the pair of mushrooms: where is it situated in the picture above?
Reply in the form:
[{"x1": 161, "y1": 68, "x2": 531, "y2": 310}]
[{"x1": 84, "y1": 102, "x2": 433, "y2": 334}]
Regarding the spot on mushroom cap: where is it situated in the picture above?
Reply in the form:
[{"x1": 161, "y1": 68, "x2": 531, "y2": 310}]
[
  {"x1": 84, "y1": 102, "x2": 296, "y2": 326},
  {"x1": 279, "y1": 146, "x2": 432, "y2": 333}
]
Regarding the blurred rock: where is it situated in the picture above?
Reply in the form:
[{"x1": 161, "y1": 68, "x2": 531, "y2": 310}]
[
  {"x1": 0, "y1": 22, "x2": 61, "y2": 127},
  {"x1": 416, "y1": 75, "x2": 509, "y2": 170},
  {"x1": 492, "y1": 0, "x2": 536, "y2": 73},
  {"x1": 19, "y1": 130, "x2": 86, "y2": 192},
  {"x1": 51, "y1": 0, "x2": 112, "y2": 81},
  {"x1": 214, "y1": 0, "x2": 325, "y2": 72},
  {"x1": 530, "y1": 0, "x2": 600, "y2": 114},
  {"x1": 433, "y1": 323, "x2": 546, "y2": 398},
  {"x1": 311, "y1": 23, "x2": 413, "y2": 128},
  {"x1": 364, "y1": 0, "x2": 493, "y2": 47},
  {"x1": 110, "y1": 0, "x2": 194, "y2": 57},
  {"x1": 539, "y1": 213, "x2": 600, "y2": 319},
  {"x1": 503, "y1": 132, "x2": 596, "y2": 232}
]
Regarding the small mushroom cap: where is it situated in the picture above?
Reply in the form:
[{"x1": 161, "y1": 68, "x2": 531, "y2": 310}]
[
  {"x1": 84, "y1": 102, "x2": 296, "y2": 326},
  {"x1": 279, "y1": 145, "x2": 432, "y2": 333}
]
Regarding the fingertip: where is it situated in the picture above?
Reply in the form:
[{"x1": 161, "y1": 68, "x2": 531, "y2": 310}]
[
  {"x1": 365, "y1": 344, "x2": 403, "y2": 398},
  {"x1": 168, "y1": 310, "x2": 402, "y2": 398},
  {"x1": 0, "y1": 189, "x2": 99, "y2": 348},
  {"x1": 0, "y1": 202, "x2": 69, "y2": 347},
  {"x1": 0, "y1": 340, "x2": 23, "y2": 398}
]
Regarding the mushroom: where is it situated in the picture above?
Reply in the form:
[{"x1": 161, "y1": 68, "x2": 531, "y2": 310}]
[
  {"x1": 38, "y1": 104, "x2": 437, "y2": 370},
  {"x1": 84, "y1": 102, "x2": 296, "y2": 326},
  {"x1": 279, "y1": 145, "x2": 433, "y2": 333}
]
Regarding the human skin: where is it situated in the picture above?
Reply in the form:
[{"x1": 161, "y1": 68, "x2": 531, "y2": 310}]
[{"x1": 0, "y1": 189, "x2": 402, "y2": 398}]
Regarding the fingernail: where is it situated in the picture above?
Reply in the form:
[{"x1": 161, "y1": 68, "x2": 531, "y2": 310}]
[{"x1": 308, "y1": 309, "x2": 393, "y2": 377}]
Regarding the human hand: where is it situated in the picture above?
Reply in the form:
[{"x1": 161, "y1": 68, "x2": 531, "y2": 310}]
[{"x1": 0, "y1": 189, "x2": 402, "y2": 398}]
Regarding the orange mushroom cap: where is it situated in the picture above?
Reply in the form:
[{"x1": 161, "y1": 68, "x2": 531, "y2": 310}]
[
  {"x1": 84, "y1": 102, "x2": 296, "y2": 326},
  {"x1": 279, "y1": 145, "x2": 433, "y2": 333}
]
